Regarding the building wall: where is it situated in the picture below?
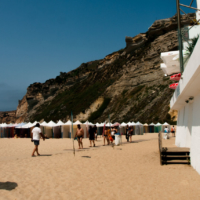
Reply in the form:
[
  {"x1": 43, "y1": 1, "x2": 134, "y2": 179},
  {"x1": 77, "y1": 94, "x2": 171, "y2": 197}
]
[
  {"x1": 190, "y1": 93, "x2": 200, "y2": 174},
  {"x1": 175, "y1": 104, "x2": 191, "y2": 148},
  {"x1": 176, "y1": 92, "x2": 200, "y2": 174}
]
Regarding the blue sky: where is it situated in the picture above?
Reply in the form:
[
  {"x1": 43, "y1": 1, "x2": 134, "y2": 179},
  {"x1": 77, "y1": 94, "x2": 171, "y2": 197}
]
[{"x1": 0, "y1": 0, "x2": 196, "y2": 111}]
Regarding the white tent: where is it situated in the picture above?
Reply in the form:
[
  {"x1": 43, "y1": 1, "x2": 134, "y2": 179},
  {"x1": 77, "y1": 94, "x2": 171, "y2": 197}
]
[
  {"x1": 46, "y1": 120, "x2": 57, "y2": 127},
  {"x1": 135, "y1": 121, "x2": 143, "y2": 135},
  {"x1": 62, "y1": 120, "x2": 72, "y2": 138},
  {"x1": 40, "y1": 121, "x2": 48, "y2": 126},
  {"x1": 74, "y1": 120, "x2": 82, "y2": 125},
  {"x1": 143, "y1": 123, "x2": 149, "y2": 133},
  {"x1": 155, "y1": 122, "x2": 162, "y2": 132},
  {"x1": 148, "y1": 123, "x2": 155, "y2": 133},
  {"x1": 45, "y1": 121, "x2": 56, "y2": 138},
  {"x1": 84, "y1": 121, "x2": 94, "y2": 126},
  {"x1": 106, "y1": 122, "x2": 112, "y2": 127},
  {"x1": 56, "y1": 120, "x2": 64, "y2": 126},
  {"x1": 120, "y1": 122, "x2": 127, "y2": 127}
]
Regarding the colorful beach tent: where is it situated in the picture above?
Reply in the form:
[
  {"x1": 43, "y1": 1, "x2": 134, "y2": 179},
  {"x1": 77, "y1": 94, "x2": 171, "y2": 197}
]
[
  {"x1": 120, "y1": 122, "x2": 127, "y2": 127},
  {"x1": 0, "y1": 123, "x2": 7, "y2": 137},
  {"x1": 106, "y1": 122, "x2": 112, "y2": 127},
  {"x1": 143, "y1": 123, "x2": 149, "y2": 133},
  {"x1": 148, "y1": 123, "x2": 155, "y2": 133},
  {"x1": 155, "y1": 122, "x2": 162, "y2": 133},
  {"x1": 135, "y1": 121, "x2": 143, "y2": 135},
  {"x1": 62, "y1": 120, "x2": 72, "y2": 138}
]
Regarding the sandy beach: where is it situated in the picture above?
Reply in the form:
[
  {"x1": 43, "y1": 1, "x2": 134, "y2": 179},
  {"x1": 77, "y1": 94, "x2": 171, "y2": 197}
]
[{"x1": 1, "y1": 133, "x2": 200, "y2": 200}]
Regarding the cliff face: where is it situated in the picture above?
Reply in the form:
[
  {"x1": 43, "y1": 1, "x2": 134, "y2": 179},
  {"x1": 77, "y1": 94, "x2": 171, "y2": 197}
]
[
  {"x1": 16, "y1": 13, "x2": 195, "y2": 124},
  {"x1": 0, "y1": 111, "x2": 16, "y2": 124}
]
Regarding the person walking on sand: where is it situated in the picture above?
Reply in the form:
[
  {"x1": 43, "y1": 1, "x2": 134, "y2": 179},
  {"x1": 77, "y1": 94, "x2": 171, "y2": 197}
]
[
  {"x1": 93, "y1": 125, "x2": 98, "y2": 141},
  {"x1": 129, "y1": 126, "x2": 133, "y2": 143},
  {"x1": 75, "y1": 124, "x2": 84, "y2": 149},
  {"x1": 125, "y1": 125, "x2": 129, "y2": 142},
  {"x1": 103, "y1": 127, "x2": 110, "y2": 146},
  {"x1": 171, "y1": 126, "x2": 175, "y2": 137},
  {"x1": 88, "y1": 126, "x2": 95, "y2": 147},
  {"x1": 31, "y1": 123, "x2": 45, "y2": 157}
]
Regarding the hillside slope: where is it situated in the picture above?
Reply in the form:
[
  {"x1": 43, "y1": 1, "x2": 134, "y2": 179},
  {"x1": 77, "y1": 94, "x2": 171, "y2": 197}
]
[{"x1": 16, "y1": 13, "x2": 195, "y2": 124}]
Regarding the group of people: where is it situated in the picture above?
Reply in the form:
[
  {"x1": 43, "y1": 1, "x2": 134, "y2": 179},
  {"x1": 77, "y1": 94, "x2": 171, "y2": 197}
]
[
  {"x1": 164, "y1": 125, "x2": 176, "y2": 140},
  {"x1": 30, "y1": 123, "x2": 176, "y2": 156},
  {"x1": 103, "y1": 126, "x2": 118, "y2": 145}
]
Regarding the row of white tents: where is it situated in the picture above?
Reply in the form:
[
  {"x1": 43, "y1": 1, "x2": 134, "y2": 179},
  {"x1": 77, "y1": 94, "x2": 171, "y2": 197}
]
[{"x1": 0, "y1": 120, "x2": 171, "y2": 138}]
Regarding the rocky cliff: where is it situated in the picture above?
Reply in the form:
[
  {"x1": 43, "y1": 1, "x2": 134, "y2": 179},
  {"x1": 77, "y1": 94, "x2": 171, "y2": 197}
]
[
  {"x1": 0, "y1": 111, "x2": 16, "y2": 124},
  {"x1": 16, "y1": 13, "x2": 195, "y2": 124}
]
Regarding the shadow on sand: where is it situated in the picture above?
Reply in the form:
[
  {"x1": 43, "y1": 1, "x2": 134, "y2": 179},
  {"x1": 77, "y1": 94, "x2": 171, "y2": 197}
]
[
  {"x1": 0, "y1": 182, "x2": 18, "y2": 191},
  {"x1": 82, "y1": 156, "x2": 91, "y2": 158},
  {"x1": 39, "y1": 154, "x2": 52, "y2": 156}
]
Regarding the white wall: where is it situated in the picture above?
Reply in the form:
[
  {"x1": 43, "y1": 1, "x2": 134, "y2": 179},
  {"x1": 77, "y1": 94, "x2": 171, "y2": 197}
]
[
  {"x1": 197, "y1": 0, "x2": 200, "y2": 21},
  {"x1": 190, "y1": 93, "x2": 200, "y2": 174},
  {"x1": 175, "y1": 103, "x2": 192, "y2": 148},
  {"x1": 176, "y1": 92, "x2": 200, "y2": 174}
]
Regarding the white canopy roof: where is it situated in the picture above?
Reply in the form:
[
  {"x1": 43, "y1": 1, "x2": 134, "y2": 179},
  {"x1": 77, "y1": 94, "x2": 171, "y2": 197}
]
[
  {"x1": 97, "y1": 123, "x2": 105, "y2": 127},
  {"x1": 40, "y1": 121, "x2": 48, "y2": 126},
  {"x1": 56, "y1": 120, "x2": 64, "y2": 126},
  {"x1": 64, "y1": 120, "x2": 72, "y2": 125},
  {"x1": 46, "y1": 120, "x2": 57, "y2": 127},
  {"x1": 0, "y1": 123, "x2": 8, "y2": 127},
  {"x1": 155, "y1": 122, "x2": 162, "y2": 126},
  {"x1": 20, "y1": 122, "x2": 35, "y2": 128},
  {"x1": 136, "y1": 121, "x2": 142, "y2": 125},
  {"x1": 84, "y1": 121, "x2": 94, "y2": 126},
  {"x1": 74, "y1": 120, "x2": 82, "y2": 125},
  {"x1": 106, "y1": 122, "x2": 112, "y2": 127},
  {"x1": 120, "y1": 122, "x2": 127, "y2": 127},
  {"x1": 163, "y1": 122, "x2": 169, "y2": 126},
  {"x1": 149, "y1": 123, "x2": 155, "y2": 126},
  {"x1": 143, "y1": 123, "x2": 148, "y2": 126}
]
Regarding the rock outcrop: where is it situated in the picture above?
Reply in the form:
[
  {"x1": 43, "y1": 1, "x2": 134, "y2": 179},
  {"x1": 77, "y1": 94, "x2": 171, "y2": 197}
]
[
  {"x1": 15, "y1": 13, "x2": 195, "y2": 124},
  {"x1": 0, "y1": 111, "x2": 16, "y2": 123}
]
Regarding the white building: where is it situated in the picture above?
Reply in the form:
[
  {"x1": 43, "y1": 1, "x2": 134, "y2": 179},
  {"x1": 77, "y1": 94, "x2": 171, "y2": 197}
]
[{"x1": 161, "y1": 1, "x2": 200, "y2": 174}]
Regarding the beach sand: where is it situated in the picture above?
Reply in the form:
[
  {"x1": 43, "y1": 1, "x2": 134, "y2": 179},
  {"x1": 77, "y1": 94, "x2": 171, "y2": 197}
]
[{"x1": 0, "y1": 133, "x2": 200, "y2": 200}]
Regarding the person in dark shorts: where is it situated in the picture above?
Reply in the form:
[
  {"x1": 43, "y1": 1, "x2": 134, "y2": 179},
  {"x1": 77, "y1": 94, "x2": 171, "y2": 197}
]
[
  {"x1": 88, "y1": 126, "x2": 95, "y2": 147},
  {"x1": 125, "y1": 125, "x2": 129, "y2": 142},
  {"x1": 93, "y1": 125, "x2": 98, "y2": 141},
  {"x1": 31, "y1": 123, "x2": 45, "y2": 157},
  {"x1": 129, "y1": 126, "x2": 133, "y2": 143},
  {"x1": 75, "y1": 124, "x2": 84, "y2": 149}
]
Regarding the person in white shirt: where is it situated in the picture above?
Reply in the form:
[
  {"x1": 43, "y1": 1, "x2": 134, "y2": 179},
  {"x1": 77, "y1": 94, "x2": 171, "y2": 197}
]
[
  {"x1": 164, "y1": 126, "x2": 169, "y2": 140},
  {"x1": 31, "y1": 123, "x2": 45, "y2": 157}
]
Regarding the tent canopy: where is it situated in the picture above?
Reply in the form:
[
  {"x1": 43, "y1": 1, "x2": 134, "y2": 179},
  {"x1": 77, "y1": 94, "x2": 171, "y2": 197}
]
[
  {"x1": 46, "y1": 121, "x2": 56, "y2": 127},
  {"x1": 163, "y1": 122, "x2": 169, "y2": 126},
  {"x1": 74, "y1": 120, "x2": 82, "y2": 125},
  {"x1": 56, "y1": 120, "x2": 64, "y2": 126}
]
